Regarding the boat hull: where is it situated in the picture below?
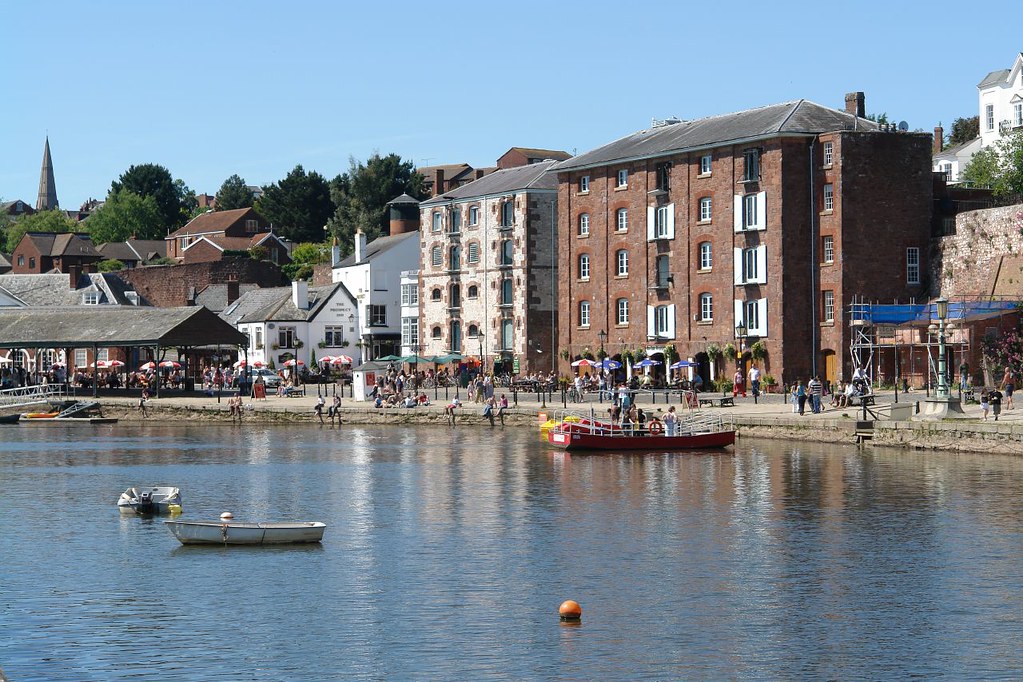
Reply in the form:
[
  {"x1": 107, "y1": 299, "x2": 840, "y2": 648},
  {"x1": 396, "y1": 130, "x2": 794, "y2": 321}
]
[
  {"x1": 118, "y1": 486, "x2": 182, "y2": 515},
  {"x1": 548, "y1": 428, "x2": 735, "y2": 452},
  {"x1": 0, "y1": 413, "x2": 21, "y2": 424},
  {"x1": 164, "y1": 520, "x2": 326, "y2": 545}
]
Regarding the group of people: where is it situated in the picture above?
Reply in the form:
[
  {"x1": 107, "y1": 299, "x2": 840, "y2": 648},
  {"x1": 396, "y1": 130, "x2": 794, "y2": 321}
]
[
  {"x1": 313, "y1": 394, "x2": 345, "y2": 424},
  {"x1": 790, "y1": 376, "x2": 825, "y2": 415}
]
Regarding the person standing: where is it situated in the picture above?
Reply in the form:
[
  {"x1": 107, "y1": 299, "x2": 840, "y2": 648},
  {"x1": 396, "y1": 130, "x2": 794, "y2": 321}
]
[
  {"x1": 959, "y1": 360, "x2": 970, "y2": 392},
  {"x1": 1000, "y1": 367, "x2": 1014, "y2": 410},
  {"x1": 313, "y1": 395, "x2": 325, "y2": 424},
  {"x1": 980, "y1": 388, "x2": 990, "y2": 420},
  {"x1": 808, "y1": 375, "x2": 823, "y2": 414},
  {"x1": 796, "y1": 380, "x2": 807, "y2": 416},
  {"x1": 989, "y1": 387, "x2": 1003, "y2": 421},
  {"x1": 663, "y1": 405, "x2": 678, "y2": 436},
  {"x1": 748, "y1": 364, "x2": 761, "y2": 397},
  {"x1": 732, "y1": 369, "x2": 745, "y2": 398}
]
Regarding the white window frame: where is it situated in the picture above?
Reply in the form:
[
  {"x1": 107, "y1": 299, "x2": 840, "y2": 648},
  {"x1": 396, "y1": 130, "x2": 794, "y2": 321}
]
[
  {"x1": 579, "y1": 300, "x2": 591, "y2": 327},
  {"x1": 699, "y1": 197, "x2": 712, "y2": 222},
  {"x1": 432, "y1": 211, "x2": 442, "y2": 232},
  {"x1": 743, "y1": 194, "x2": 757, "y2": 229},
  {"x1": 579, "y1": 175, "x2": 590, "y2": 193},
  {"x1": 83, "y1": 292, "x2": 100, "y2": 305},
  {"x1": 699, "y1": 242, "x2": 712, "y2": 270},
  {"x1": 733, "y1": 192, "x2": 766, "y2": 232},
  {"x1": 1015, "y1": 102, "x2": 1023, "y2": 128},
  {"x1": 733, "y1": 245, "x2": 767, "y2": 285},
  {"x1": 699, "y1": 154, "x2": 712, "y2": 175},
  {"x1": 616, "y1": 169, "x2": 628, "y2": 188},
  {"x1": 699, "y1": 293, "x2": 713, "y2": 322},
  {"x1": 907, "y1": 247, "x2": 920, "y2": 285},
  {"x1": 401, "y1": 283, "x2": 419, "y2": 306},
  {"x1": 401, "y1": 317, "x2": 419, "y2": 347},
  {"x1": 734, "y1": 298, "x2": 768, "y2": 337},
  {"x1": 469, "y1": 205, "x2": 479, "y2": 226},
  {"x1": 823, "y1": 290, "x2": 835, "y2": 323},
  {"x1": 616, "y1": 298, "x2": 629, "y2": 325},
  {"x1": 616, "y1": 208, "x2": 628, "y2": 232},
  {"x1": 578, "y1": 254, "x2": 590, "y2": 281},
  {"x1": 579, "y1": 213, "x2": 590, "y2": 237},
  {"x1": 823, "y1": 235, "x2": 834, "y2": 264},
  {"x1": 647, "y1": 304, "x2": 676, "y2": 339},
  {"x1": 823, "y1": 141, "x2": 833, "y2": 167},
  {"x1": 616, "y1": 249, "x2": 628, "y2": 276},
  {"x1": 986, "y1": 104, "x2": 995, "y2": 131},
  {"x1": 647, "y1": 202, "x2": 675, "y2": 240},
  {"x1": 823, "y1": 183, "x2": 834, "y2": 212}
]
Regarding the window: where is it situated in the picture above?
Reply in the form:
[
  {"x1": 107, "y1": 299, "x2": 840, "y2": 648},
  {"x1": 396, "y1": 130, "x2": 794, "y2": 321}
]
[
  {"x1": 734, "y1": 245, "x2": 767, "y2": 285},
  {"x1": 745, "y1": 300, "x2": 759, "y2": 333},
  {"x1": 75, "y1": 349, "x2": 87, "y2": 368},
  {"x1": 986, "y1": 104, "x2": 995, "y2": 131},
  {"x1": 431, "y1": 245, "x2": 442, "y2": 267},
  {"x1": 449, "y1": 284, "x2": 460, "y2": 309},
  {"x1": 579, "y1": 300, "x2": 591, "y2": 327},
  {"x1": 450, "y1": 209, "x2": 461, "y2": 233},
  {"x1": 450, "y1": 321, "x2": 461, "y2": 351},
  {"x1": 940, "y1": 162, "x2": 952, "y2": 182},
  {"x1": 401, "y1": 283, "x2": 419, "y2": 306},
  {"x1": 823, "y1": 183, "x2": 834, "y2": 212},
  {"x1": 467, "y1": 242, "x2": 479, "y2": 264},
  {"x1": 245, "y1": 219, "x2": 259, "y2": 233},
  {"x1": 616, "y1": 169, "x2": 628, "y2": 188},
  {"x1": 655, "y1": 205, "x2": 670, "y2": 238},
  {"x1": 616, "y1": 249, "x2": 628, "y2": 276},
  {"x1": 179, "y1": 237, "x2": 190, "y2": 251},
  {"x1": 579, "y1": 175, "x2": 590, "y2": 193},
  {"x1": 578, "y1": 213, "x2": 590, "y2": 236},
  {"x1": 699, "y1": 242, "x2": 713, "y2": 270},
  {"x1": 501, "y1": 201, "x2": 515, "y2": 227},
  {"x1": 431, "y1": 288, "x2": 442, "y2": 301},
  {"x1": 278, "y1": 326, "x2": 296, "y2": 348},
  {"x1": 823, "y1": 141, "x2": 833, "y2": 167},
  {"x1": 655, "y1": 162, "x2": 671, "y2": 191},
  {"x1": 743, "y1": 248, "x2": 758, "y2": 282},
  {"x1": 1016, "y1": 102, "x2": 1023, "y2": 128},
  {"x1": 656, "y1": 255, "x2": 670, "y2": 288},
  {"x1": 501, "y1": 278, "x2": 513, "y2": 305},
  {"x1": 431, "y1": 326, "x2": 441, "y2": 339},
  {"x1": 469, "y1": 205, "x2": 479, "y2": 226},
  {"x1": 83, "y1": 292, "x2": 100, "y2": 305},
  {"x1": 500, "y1": 239, "x2": 513, "y2": 266},
  {"x1": 467, "y1": 284, "x2": 478, "y2": 299},
  {"x1": 501, "y1": 319, "x2": 514, "y2": 351},
  {"x1": 254, "y1": 328, "x2": 263, "y2": 350},
  {"x1": 578, "y1": 254, "x2": 590, "y2": 280},
  {"x1": 823, "y1": 290, "x2": 835, "y2": 323},
  {"x1": 324, "y1": 326, "x2": 345, "y2": 346},
  {"x1": 616, "y1": 298, "x2": 629, "y2": 325},
  {"x1": 907, "y1": 247, "x2": 920, "y2": 284},
  {"x1": 401, "y1": 317, "x2": 419, "y2": 347},
  {"x1": 616, "y1": 208, "x2": 628, "y2": 232},
  {"x1": 743, "y1": 194, "x2": 757, "y2": 229},
  {"x1": 942, "y1": 216, "x2": 956, "y2": 235},
  {"x1": 700, "y1": 293, "x2": 713, "y2": 321},
  {"x1": 655, "y1": 305, "x2": 671, "y2": 336},
  {"x1": 449, "y1": 245, "x2": 461, "y2": 271},
  {"x1": 699, "y1": 197, "x2": 712, "y2": 222},
  {"x1": 370, "y1": 305, "x2": 386, "y2": 326},
  {"x1": 432, "y1": 211, "x2": 442, "y2": 232},
  {"x1": 29, "y1": 257, "x2": 36, "y2": 269},
  {"x1": 699, "y1": 154, "x2": 712, "y2": 175},
  {"x1": 742, "y1": 148, "x2": 761, "y2": 182},
  {"x1": 823, "y1": 235, "x2": 834, "y2": 264},
  {"x1": 468, "y1": 324, "x2": 479, "y2": 338},
  {"x1": 17, "y1": 255, "x2": 24, "y2": 266}
]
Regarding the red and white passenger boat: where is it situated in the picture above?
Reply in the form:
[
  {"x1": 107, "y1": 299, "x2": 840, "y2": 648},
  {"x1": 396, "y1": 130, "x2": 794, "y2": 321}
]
[{"x1": 546, "y1": 409, "x2": 735, "y2": 452}]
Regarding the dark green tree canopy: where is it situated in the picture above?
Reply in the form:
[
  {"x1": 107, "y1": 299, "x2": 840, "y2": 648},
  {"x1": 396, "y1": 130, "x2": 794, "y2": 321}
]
[
  {"x1": 215, "y1": 174, "x2": 254, "y2": 211},
  {"x1": 4, "y1": 210, "x2": 77, "y2": 252},
  {"x1": 255, "y1": 165, "x2": 334, "y2": 243},
  {"x1": 110, "y1": 163, "x2": 191, "y2": 232},
  {"x1": 327, "y1": 153, "x2": 427, "y2": 257},
  {"x1": 85, "y1": 190, "x2": 163, "y2": 244},
  {"x1": 948, "y1": 116, "x2": 980, "y2": 147},
  {"x1": 961, "y1": 129, "x2": 1023, "y2": 201}
]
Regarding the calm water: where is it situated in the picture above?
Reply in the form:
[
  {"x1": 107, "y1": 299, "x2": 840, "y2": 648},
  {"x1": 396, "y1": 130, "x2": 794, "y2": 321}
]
[{"x1": 2, "y1": 424, "x2": 1022, "y2": 681}]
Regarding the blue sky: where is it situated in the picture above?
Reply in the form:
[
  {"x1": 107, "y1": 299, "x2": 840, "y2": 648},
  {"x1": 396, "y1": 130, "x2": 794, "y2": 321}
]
[{"x1": 3, "y1": 1, "x2": 1019, "y2": 211}]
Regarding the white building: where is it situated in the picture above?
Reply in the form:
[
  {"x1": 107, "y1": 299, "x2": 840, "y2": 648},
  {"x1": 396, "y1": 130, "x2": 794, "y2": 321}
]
[{"x1": 400, "y1": 269, "x2": 420, "y2": 357}]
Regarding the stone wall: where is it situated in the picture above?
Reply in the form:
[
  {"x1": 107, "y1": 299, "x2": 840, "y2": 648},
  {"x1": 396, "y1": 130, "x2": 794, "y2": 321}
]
[
  {"x1": 935, "y1": 204, "x2": 1023, "y2": 297},
  {"x1": 119, "y1": 257, "x2": 287, "y2": 307}
]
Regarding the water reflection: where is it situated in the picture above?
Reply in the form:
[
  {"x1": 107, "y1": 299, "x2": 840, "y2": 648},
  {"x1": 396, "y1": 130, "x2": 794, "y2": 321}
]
[{"x1": 1, "y1": 425, "x2": 1021, "y2": 680}]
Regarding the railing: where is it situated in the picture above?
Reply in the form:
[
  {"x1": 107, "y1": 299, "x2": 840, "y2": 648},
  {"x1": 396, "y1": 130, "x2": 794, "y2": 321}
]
[
  {"x1": 549, "y1": 408, "x2": 728, "y2": 438},
  {"x1": 0, "y1": 384, "x2": 64, "y2": 410}
]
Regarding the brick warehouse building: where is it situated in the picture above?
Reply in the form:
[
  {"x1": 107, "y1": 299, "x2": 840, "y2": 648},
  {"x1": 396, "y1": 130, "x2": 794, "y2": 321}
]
[{"x1": 556, "y1": 93, "x2": 933, "y2": 388}]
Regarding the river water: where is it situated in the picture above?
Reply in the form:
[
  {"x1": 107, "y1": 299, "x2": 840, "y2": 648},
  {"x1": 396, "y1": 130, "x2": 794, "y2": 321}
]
[{"x1": 2, "y1": 424, "x2": 1021, "y2": 680}]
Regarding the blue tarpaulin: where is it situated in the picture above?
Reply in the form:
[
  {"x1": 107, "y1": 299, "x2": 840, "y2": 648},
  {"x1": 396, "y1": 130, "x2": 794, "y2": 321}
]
[{"x1": 849, "y1": 300, "x2": 1019, "y2": 326}]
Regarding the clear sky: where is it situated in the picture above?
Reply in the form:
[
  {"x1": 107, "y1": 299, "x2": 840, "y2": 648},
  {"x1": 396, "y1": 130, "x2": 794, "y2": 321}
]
[{"x1": 2, "y1": 0, "x2": 1019, "y2": 211}]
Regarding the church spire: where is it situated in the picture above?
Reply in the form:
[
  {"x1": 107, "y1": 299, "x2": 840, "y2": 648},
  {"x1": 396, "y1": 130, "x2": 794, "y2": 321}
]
[{"x1": 36, "y1": 137, "x2": 58, "y2": 211}]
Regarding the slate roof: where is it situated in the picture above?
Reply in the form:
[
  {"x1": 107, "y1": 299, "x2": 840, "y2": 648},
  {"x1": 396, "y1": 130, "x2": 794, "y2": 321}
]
[
  {"x1": 223, "y1": 282, "x2": 354, "y2": 325},
  {"x1": 505, "y1": 147, "x2": 572, "y2": 161},
  {"x1": 555, "y1": 100, "x2": 878, "y2": 172},
  {"x1": 388, "y1": 193, "x2": 420, "y2": 205},
  {"x1": 167, "y1": 207, "x2": 262, "y2": 239},
  {"x1": 978, "y1": 68, "x2": 1011, "y2": 89},
  {"x1": 420, "y1": 160, "x2": 559, "y2": 206},
  {"x1": 127, "y1": 238, "x2": 167, "y2": 260},
  {"x1": 417, "y1": 163, "x2": 475, "y2": 180},
  {"x1": 335, "y1": 230, "x2": 419, "y2": 267},
  {"x1": 0, "y1": 306, "x2": 247, "y2": 348},
  {"x1": 23, "y1": 232, "x2": 100, "y2": 258},
  {"x1": 96, "y1": 242, "x2": 139, "y2": 262},
  {"x1": 0, "y1": 273, "x2": 144, "y2": 306},
  {"x1": 933, "y1": 137, "x2": 981, "y2": 161},
  {"x1": 195, "y1": 282, "x2": 260, "y2": 313}
]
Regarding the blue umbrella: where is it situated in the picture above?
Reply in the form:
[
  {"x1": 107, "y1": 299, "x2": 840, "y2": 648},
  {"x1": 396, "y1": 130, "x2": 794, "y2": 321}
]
[
  {"x1": 634, "y1": 358, "x2": 662, "y2": 368},
  {"x1": 599, "y1": 358, "x2": 622, "y2": 370},
  {"x1": 670, "y1": 360, "x2": 694, "y2": 369}
]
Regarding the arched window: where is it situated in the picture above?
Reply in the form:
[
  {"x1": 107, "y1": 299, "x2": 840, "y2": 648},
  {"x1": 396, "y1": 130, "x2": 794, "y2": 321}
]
[
  {"x1": 579, "y1": 300, "x2": 591, "y2": 327},
  {"x1": 467, "y1": 284, "x2": 478, "y2": 299},
  {"x1": 616, "y1": 249, "x2": 628, "y2": 276},
  {"x1": 616, "y1": 298, "x2": 629, "y2": 325},
  {"x1": 578, "y1": 254, "x2": 590, "y2": 280},
  {"x1": 501, "y1": 278, "x2": 513, "y2": 305},
  {"x1": 699, "y1": 293, "x2": 713, "y2": 321},
  {"x1": 450, "y1": 321, "x2": 462, "y2": 351},
  {"x1": 616, "y1": 208, "x2": 628, "y2": 232},
  {"x1": 501, "y1": 201, "x2": 515, "y2": 227},
  {"x1": 431, "y1": 326, "x2": 442, "y2": 339},
  {"x1": 500, "y1": 239, "x2": 513, "y2": 266},
  {"x1": 699, "y1": 242, "x2": 712, "y2": 270},
  {"x1": 578, "y1": 213, "x2": 590, "y2": 236},
  {"x1": 431, "y1": 245, "x2": 442, "y2": 267},
  {"x1": 431, "y1": 288, "x2": 442, "y2": 301},
  {"x1": 699, "y1": 197, "x2": 712, "y2": 222},
  {"x1": 468, "y1": 324, "x2": 479, "y2": 337}
]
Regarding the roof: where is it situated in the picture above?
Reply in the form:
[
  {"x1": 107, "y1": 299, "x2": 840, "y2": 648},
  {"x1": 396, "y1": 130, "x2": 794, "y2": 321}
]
[
  {"x1": 388, "y1": 193, "x2": 420, "y2": 205},
  {"x1": 195, "y1": 282, "x2": 260, "y2": 313},
  {"x1": 223, "y1": 282, "x2": 354, "y2": 324},
  {"x1": 0, "y1": 305, "x2": 247, "y2": 349},
  {"x1": 420, "y1": 160, "x2": 559, "y2": 206},
  {"x1": 555, "y1": 99, "x2": 878, "y2": 172},
  {"x1": 127, "y1": 238, "x2": 167, "y2": 260},
  {"x1": 978, "y1": 68, "x2": 1011, "y2": 89},
  {"x1": 22, "y1": 232, "x2": 100, "y2": 258},
  {"x1": 335, "y1": 230, "x2": 419, "y2": 268},
  {"x1": 504, "y1": 147, "x2": 572, "y2": 161},
  {"x1": 0, "y1": 273, "x2": 143, "y2": 306},
  {"x1": 167, "y1": 207, "x2": 262, "y2": 239},
  {"x1": 417, "y1": 163, "x2": 475, "y2": 179},
  {"x1": 933, "y1": 137, "x2": 981, "y2": 161},
  {"x1": 96, "y1": 242, "x2": 140, "y2": 262}
]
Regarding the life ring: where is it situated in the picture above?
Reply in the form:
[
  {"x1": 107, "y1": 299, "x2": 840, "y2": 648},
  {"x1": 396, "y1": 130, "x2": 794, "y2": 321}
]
[{"x1": 647, "y1": 419, "x2": 663, "y2": 436}]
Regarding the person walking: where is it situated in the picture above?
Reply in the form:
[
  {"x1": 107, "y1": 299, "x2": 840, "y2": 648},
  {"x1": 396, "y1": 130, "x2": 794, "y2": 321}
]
[
  {"x1": 808, "y1": 375, "x2": 823, "y2": 414},
  {"x1": 989, "y1": 387, "x2": 1003, "y2": 421},
  {"x1": 137, "y1": 388, "x2": 150, "y2": 418},
  {"x1": 796, "y1": 380, "x2": 807, "y2": 416},
  {"x1": 748, "y1": 364, "x2": 761, "y2": 398},
  {"x1": 732, "y1": 369, "x2": 746, "y2": 398},
  {"x1": 980, "y1": 388, "x2": 990, "y2": 420},
  {"x1": 313, "y1": 395, "x2": 325, "y2": 424},
  {"x1": 1000, "y1": 367, "x2": 1014, "y2": 410}
]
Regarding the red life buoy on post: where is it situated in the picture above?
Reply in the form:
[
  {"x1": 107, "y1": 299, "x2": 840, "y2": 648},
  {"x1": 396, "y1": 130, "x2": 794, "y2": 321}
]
[{"x1": 648, "y1": 419, "x2": 663, "y2": 436}]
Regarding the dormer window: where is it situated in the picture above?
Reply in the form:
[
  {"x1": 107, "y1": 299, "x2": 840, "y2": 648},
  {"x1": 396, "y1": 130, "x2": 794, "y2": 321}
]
[
  {"x1": 245, "y1": 219, "x2": 259, "y2": 233},
  {"x1": 83, "y1": 292, "x2": 100, "y2": 305}
]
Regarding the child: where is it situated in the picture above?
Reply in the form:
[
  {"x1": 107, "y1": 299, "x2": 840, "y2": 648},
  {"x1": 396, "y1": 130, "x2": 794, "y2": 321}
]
[{"x1": 980, "y1": 389, "x2": 990, "y2": 421}]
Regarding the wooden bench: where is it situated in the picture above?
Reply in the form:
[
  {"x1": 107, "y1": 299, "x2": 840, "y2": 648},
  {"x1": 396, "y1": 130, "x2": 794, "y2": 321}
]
[
  {"x1": 699, "y1": 396, "x2": 734, "y2": 408},
  {"x1": 285, "y1": 386, "x2": 307, "y2": 398}
]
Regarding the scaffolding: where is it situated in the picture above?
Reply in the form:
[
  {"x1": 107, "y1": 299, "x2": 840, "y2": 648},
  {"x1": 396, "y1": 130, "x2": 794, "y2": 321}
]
[{"x1": 847, "y1": 297, "x2": 1018, "y2": 389}]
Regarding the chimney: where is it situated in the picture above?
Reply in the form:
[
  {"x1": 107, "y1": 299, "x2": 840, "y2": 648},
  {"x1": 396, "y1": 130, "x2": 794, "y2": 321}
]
[
  {"x1": 226, "y1": 277, "x2": 240, "y2": 305},
  {"x1": 434, "y1": 168, "x2": 445, "y2": 197},
  {"x1": 68, "y1": 264, "x2": 80, "y2": 289},
  {"x1": 354, "y1": 230, "x2": 367, "y2": 264},
  {"x1": 933, "y1": 126, "x2": 944, "y2": 154},
  {"x1": 845, "y1": 92, "x2": 865, "y2": 118},
  {"x1": 292, "y1": 280, "x2": 309, "y2": 310},
  {"x1": 186, "y1": 286, "x2": 197, "y2": 306},
  {"x1": 331, "y1": 235, "x2": 340, "y2": 267},
  {"x1": 475, "y1": 169, "x2": 485, "y2": 180}
]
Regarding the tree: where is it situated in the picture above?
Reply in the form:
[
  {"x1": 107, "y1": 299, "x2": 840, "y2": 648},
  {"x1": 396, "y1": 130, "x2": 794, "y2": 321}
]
[
  {"x1": 85, "y1": 190, "x2": 163, "y2": 244},
  {"x1": 948, "y1": 116, "x2": 980, "y2": 147},
  {"x1": 110, "y1": 163, "x2": 191, "y2": 231},
  {"x1": 215, "y1": 174, "x2": 254, "y2": 211},
  {"x1": 282, "y1": 241, "x2": 330, "y2": 281},
  {"x1": 97, "y1": 259, "x2": 125, "y2": 272},
  {"x1": 961, "y1": 129, "x2": 1023, "y2": 198},
  {"x1": 4, "y1": 210, "x2": 76, "y2": 252},
  {"x1": 327, "y1": 153, "x2": 428, "y2": 257},
  {"x1": 255, "y1": 165, "x2": 334, "y2": 243}
]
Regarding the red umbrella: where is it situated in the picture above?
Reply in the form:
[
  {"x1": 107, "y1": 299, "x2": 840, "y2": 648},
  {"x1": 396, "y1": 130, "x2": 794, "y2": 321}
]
[
  {"x1": 107, "y1": 360, "x2": 125, "y2": 368},
  {"x1": 139, "y1": 361, "x2": 156, "y2": 371},
  {"x1": 319, "y1": 355, "x2": 338, "y2": 364},
  {"x1": 333, "y1": 355, "x2": 354, "y2": 365},
  {"x1": 283, "y1": 359, "x2": 304, "y2": 367},
  {"x1": 159, "y1": 361, "x2": 181, "y2": 369}
]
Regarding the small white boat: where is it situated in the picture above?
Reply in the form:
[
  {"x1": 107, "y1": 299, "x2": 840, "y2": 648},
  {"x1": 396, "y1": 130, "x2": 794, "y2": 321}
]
[
  {"x1": 164, "y1": 520, "x2": 326, "y2": 545},
  {"x1": 117, "y1": 486, "x2": 182, "y2": 515}
]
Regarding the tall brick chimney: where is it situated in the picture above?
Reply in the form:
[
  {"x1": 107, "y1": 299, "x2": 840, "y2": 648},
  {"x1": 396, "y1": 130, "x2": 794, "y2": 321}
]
[
  {"x1": 933, "y1": 126, "x2": 944, "y2": 154},
  {"x1": 845, "y1": 92, "x2": 865, "y2": 118},
  {"x1": 434, "y1": 168, "x2": 445, "y2": 197}
]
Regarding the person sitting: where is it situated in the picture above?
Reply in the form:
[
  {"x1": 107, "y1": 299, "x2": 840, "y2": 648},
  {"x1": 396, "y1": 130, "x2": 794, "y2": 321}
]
[
  {"x1": 373, "y1": 395, "x2": 384, "y2": 408},
  {"x1": 403, "y1": 395, "x2": 417, "y2": 408},
  {"x1": 417, "y1": 392, "x2": 430, "y2": 406}
]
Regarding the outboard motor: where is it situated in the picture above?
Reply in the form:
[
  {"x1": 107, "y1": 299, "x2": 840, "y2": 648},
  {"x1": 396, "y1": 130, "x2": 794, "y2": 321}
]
[{"x1": 137, "y1": 490, "x2": 156, "y2": 514}]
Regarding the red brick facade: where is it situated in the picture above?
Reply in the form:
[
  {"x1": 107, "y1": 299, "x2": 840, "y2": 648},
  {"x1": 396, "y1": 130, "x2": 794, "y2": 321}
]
[{"x1": 117, "y1": 258, "x2": 287, "y2": 307}]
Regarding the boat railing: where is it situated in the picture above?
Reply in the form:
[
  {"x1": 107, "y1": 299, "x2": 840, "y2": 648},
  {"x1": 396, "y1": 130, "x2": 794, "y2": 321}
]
[
  {"x1": 549, "y1": 408, "x2": 728, "y2": 438},
  {"x1": 0, "y1": 384, "x2": 65, "y2": 410}
]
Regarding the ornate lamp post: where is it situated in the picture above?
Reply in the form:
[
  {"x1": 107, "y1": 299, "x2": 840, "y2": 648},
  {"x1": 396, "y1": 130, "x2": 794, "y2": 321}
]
[
  {"x1": 734, "y1": 322, "x2": 747, "y2": 371},
  {"x1": 478, "y1": 332, "x2": 485, "y2": 375},
  {"x1": 923, "y1": 296, "x2": 964, "y2": 419},
  {"x1": 935, "y1": 297, "x2": 949, "y2": 399}
]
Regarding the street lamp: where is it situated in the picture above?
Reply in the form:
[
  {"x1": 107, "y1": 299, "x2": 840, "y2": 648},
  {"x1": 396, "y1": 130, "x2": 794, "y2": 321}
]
[
  {"x1": 478, "y1": 332, "x2": 485, "y2": 375},
  {"x1": 597, "y1": 329, "x2": 607, "y2": 363},
  {"x1": 734, "y1": 322, "x2": 747, "y2": 368},
  {"x1": 935, "y1": 297, "x2": 949, "y2": 399}
]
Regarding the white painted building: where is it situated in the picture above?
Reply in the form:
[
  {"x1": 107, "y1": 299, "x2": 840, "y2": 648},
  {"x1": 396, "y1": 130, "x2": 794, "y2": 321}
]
[{"x1": 400, "y1": 269, "x2": 420, "y2": 357}]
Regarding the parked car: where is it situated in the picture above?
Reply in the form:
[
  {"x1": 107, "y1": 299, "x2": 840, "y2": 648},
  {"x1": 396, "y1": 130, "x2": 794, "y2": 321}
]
[{"x1": 249, "y1": 368, "x2": 281, "y2": 389}]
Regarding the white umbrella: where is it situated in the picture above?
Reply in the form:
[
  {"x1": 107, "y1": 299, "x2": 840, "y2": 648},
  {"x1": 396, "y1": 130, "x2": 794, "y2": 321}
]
[
  {"x1": 333, "y1": 355, "x2": 353, "y2": 364},
  {"x1": 571, "y1": 358, "x2": 597, "y2": 367},
  {"x1": 283, "y1": 359, "x2": 304, "y2": 367},
  {"x1": 139, "y1": 361, "x2": 156, "y2": 371},
  {"x1": 159, "y1": 360, "x2": 181, "y2": 369}
]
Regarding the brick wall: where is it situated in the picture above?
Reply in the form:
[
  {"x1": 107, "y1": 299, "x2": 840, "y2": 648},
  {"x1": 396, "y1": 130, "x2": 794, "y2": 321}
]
[
  {"x1": 118, "y1": 257, "x2": 287, "y2": 307},
  {"x1": 935, "y1": 204, "x2": 1023, "y2": 297}
]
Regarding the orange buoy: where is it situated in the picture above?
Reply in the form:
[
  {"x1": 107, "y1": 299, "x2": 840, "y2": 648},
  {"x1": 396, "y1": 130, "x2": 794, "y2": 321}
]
[{"x1": 559, "y1": 599, "x2": 582, "y2": 621}]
